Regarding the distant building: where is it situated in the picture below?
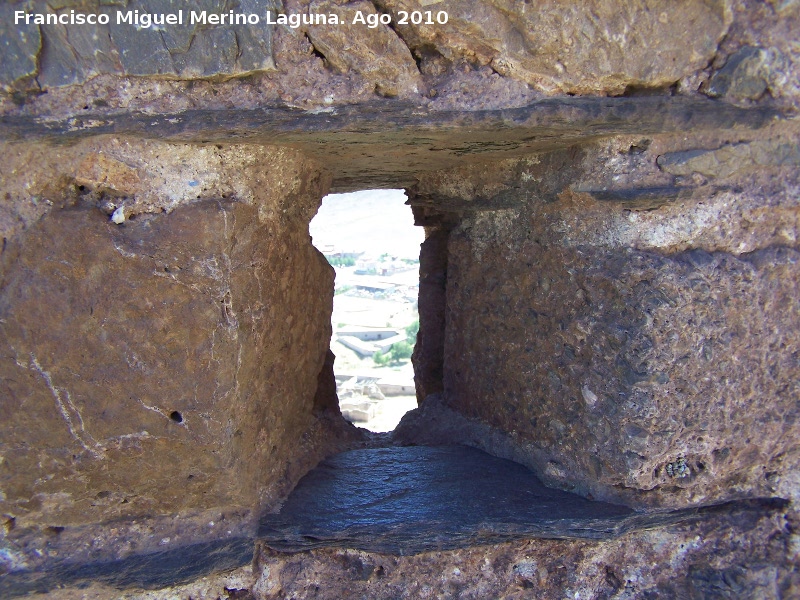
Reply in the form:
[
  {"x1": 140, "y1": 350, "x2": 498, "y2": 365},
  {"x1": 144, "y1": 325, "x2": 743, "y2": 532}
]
[
  {"x1": 335, "y1": 327, "x2": 407, "y2": 357},
  {"x1": 336, "y1": 327, "x2": 399, "y2": 341},
  {"x1": 322, "y1": 248, "x2": 364, "y2": 259},
  {"x1": 355, "y1": 281, "x2": 396, "y2": 294}
]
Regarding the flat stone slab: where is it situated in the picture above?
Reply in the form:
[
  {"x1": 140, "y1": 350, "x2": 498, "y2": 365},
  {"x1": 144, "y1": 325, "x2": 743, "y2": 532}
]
[
  {"x1": 0, "y1": 97, "x2": 781, "y2": 190},
  {"x1": 0, "y1": 446, "x2": 786, "y2": 595},
  {"x1": 259, "y1": 445, "x2": 735, "y2": 555}
]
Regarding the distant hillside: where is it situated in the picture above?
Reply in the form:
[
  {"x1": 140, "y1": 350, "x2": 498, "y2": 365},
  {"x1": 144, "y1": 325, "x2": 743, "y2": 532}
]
[{"x1": 310, "y1": 190, "x2": 425, "y2": 259}]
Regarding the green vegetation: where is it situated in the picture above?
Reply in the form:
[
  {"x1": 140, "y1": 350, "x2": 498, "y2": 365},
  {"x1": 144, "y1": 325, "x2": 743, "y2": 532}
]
[
  {"x1": 405, "y1": 320, "x2": 419, "y2": 346},
  {"x1": 373, "y1": 340, "x2": 414, "y2": 366},
  {"x1": 334, "y1": 285, "x2": 353, "y2": 296},
  {"x1": 326, "y1": 255, "x2": 356, "y2": 267},
  {"x1": 390, "y1": 341, "x2": 413, "y2": 361}
]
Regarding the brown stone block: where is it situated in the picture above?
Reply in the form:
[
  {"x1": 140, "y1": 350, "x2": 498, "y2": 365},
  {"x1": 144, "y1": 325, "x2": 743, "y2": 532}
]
[
  {"x1": 378, "y1": 0, "x2": 730, "y2": 95},
  {"x1": 0, "y1": 197, "x2": 334, "y2": 529},
  {"x1": 306, "y1": 0, "x2": 422, "y2": 98},
  {"x1": 442, "y1": 206, "x2": 800, "y2": 509}
]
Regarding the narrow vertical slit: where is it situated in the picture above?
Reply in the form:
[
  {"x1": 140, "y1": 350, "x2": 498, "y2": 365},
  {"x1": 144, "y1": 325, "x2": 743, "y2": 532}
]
[{"x1": 310, "y1": 189, "x2": 424, "y2": 432}]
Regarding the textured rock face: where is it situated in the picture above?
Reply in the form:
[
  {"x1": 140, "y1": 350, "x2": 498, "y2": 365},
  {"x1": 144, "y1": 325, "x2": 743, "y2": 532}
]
[
  {"x1": 7, "y1": 0, "x2": 731, "y2": 94},
  {"x1": 378, "y1": 0, "x2": 731, "y2": 95},
  {"x1": 1, "y1": 202, "x2": 255, "y2": 523},
  {"x1": 0, "y1": 139, "x2": 333, "y2": 243},
  {"x1": 0, "y1": 141, "x2": 363, "y2": 574},
  {"x1": 703, "y1": 0, "x2": 800, "y2": 105},
  {"x1": 305, "y1": 0, "x2": 421, "y2": 98},
  {"x1": 411, "y1": 228, "x2": 448, "y2": 400},
  {"x1": 1, "y1": 0, "x2": 797, "y2": 122},
  {"x1": 409, "y1": 124, "x2": 800, "y2": 511},
  {"x1": 444, "y1": 228, "x2": 800, "y2": 508},
  {"x1": 0, "y1": 0, "x2": 279, "y2": 89},
  {"x1": 250, "y1": 504, "x2": 799, "y2": 599},
  {"x1": 18, "y1": 499, "x2": 800, "y2": 598}
]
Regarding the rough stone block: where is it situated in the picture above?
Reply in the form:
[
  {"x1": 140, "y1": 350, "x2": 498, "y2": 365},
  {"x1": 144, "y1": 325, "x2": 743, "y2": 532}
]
[
  {"x1": 0, "y1": 195, "x2": 332, "y2": 528},
  {"x1": 657, "y1": 140, "x2": 800, "y2": 179},
  {"x1": 411, "y1": 228, "x2": 448, "y2": 400},
  {"x1": 0, "y1": 0, "x2": 280, "y2": 89},
  {"x1": 440, "y1": 195, "x2": 800, "y2": 509},
  {"x1": 252, "y1": 502, "x2": 798, "y2": 599},
  {"x1": 75, "y1": 153, "x2": 142, "y2": 195},
  {"x1": 708, "y1": 46, "x2": 773, "y2": 100},
  {"x1": 377, "y1": 0, "x2": 730, "y2": 94},
  {"x1": 0, "y1": 4, "x2": 42, "y2": 90},
  {"x1": 306, "y1": 0, "x2": 422, "y2": 98}
]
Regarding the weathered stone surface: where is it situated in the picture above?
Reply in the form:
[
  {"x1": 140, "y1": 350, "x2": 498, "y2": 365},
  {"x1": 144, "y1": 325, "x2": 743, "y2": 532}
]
[
  {"x1": 37, "y1": 16, "x2": 118, "y2": 89},
  {"x1": 306, "y1": 0, "x2": 422, "y2": 98},
  {"x1": 1, "y1": 0, "x2": 280, "y2": 91},
  {"x1": 657, "y1": 139, "x2": 800, "y2": 179},
  {"x1": 259, "y1": 445, "x2": 789, "y2": 556},
  {"x1": 0, "y1": 0, "x2": 795, "y2": 118},
  {"x1": 0, "y1": 533, "x2": 254, "y2": 597},
  {"x1": 0, "y1": 4, "x2": 42, "y2": 90},
  {"x1": 377, "y1": 0, "x2": 731, "y2": 95},
  {"x1": 253, "y1": 501, "x2": 798, "y2": 600},
  {"x1": 410, "y1": 124, "x2": 800, "y2": 254},
  {"x1": 411, "y1": 228, "x2": 448, "y2": 400},
  {"x1": 10, "y1": 500, "x2": 799, "y2": 598},
  {"x1": 407, "y1": 132, "x2": 800, "y2": 510},
  {"x1": 708, "y1": 45, "x2": 775, "y2": 100},
  {"x1": 1, "y1": 204, "x2": 239, "y2": 520},
  {"x1": 697, "y1": 0, "x2": 800, "y2": 107},
  {"x1": 0, "y1": 195, "x2": 328, "y2": 526},
  {"x1": 0, "y1": 3, "x2": 796, "y2": 596},
  {"x1": 312, "y1": 350, "x2": 341, "y2": 415},
  {"x1": 8, "y1": 564, "x2": 258, "y2": 600},
  {"x1": 74, "y1": 152, "x2": 142, "y2": 196},
  {"x1": 0, "y1": 0, "x2": 795, "y2": 119},
  {"x1": 0, "y1": 139, "x2": 335, "y2": 242},
  {"x1": 0, "y1": 140, "x2": 373, "y2": 593},
  {"x1": 257, "y1": 504, "x2": 797, "y2": 599}
]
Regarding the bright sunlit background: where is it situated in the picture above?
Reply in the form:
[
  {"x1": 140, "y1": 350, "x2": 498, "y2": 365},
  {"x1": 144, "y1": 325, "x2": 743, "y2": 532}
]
[{"x1": 310, "y1": 190, "x2": 425, "y2": 432}]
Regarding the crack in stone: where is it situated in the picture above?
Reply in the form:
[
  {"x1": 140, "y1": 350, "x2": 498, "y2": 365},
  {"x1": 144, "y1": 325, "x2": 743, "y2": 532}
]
[
  {"x1": 29, "y1": 354, "x2": 105, "y2": 459},
  {"x1": 111, "y1": 241, "x2": 137, "y2": 259},
  {"x1": 367, "y1": 0, "x2": 422, "y2": 78}
]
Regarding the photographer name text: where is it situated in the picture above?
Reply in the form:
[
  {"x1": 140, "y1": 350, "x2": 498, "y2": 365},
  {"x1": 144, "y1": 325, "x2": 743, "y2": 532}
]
[{"x1": 14, "y1": 9, "x2": 449, "y2": 29}]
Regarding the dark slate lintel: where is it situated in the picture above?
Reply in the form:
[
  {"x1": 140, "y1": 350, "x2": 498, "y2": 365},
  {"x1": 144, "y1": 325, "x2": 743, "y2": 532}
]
[
  {"x1": 0, "y1": 97, "x2": 781, "y2": 189},
  {"x1": 0, "y1": 445, "x2": 788, "y2": 595},
  {"x1": 0, "y1": 96, "x2": 783, "y2": 145}
]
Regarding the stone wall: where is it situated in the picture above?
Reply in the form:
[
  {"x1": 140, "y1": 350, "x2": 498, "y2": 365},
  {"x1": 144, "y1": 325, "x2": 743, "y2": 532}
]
[{"x1": 2, "y1": 0, "x2": 798, "y2": 117}]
